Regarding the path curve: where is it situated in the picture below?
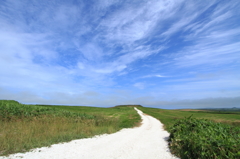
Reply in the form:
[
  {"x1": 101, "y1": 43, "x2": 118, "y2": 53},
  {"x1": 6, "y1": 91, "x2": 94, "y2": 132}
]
[{"x1": 1, "y1": 108, "x2": 178, "y2": 159}]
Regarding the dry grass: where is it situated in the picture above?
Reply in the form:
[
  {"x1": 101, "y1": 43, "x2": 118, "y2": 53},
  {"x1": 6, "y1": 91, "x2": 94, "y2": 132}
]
[
  {"x1": 0, "y1": 116, "x2": 118, "y2": 156},
  {"x1": 0, "y1": 101, "x2": 141, "y2": 156}
]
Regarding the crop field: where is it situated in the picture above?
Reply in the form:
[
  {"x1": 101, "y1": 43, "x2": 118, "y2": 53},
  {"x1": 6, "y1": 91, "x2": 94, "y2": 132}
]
[
  {"x1": 0, "y1": 100, "x2": 141, "y2": 156},
  {"x1": 138, "y1": 107, "x2": 240, "y2": 159}
]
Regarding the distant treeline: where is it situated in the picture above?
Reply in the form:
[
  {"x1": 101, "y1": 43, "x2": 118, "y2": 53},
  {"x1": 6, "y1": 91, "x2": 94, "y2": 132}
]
[
  {"x1": 113, "y1": 105, "x2": 143, "y2": 108},
  {"x1": 199, "y1": 107, "x2": 240, "y2": 114}
]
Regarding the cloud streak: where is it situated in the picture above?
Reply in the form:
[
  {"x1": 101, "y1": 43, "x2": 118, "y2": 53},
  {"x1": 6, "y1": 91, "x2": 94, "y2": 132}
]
[{"x1": 0, "y1": 0, "x2": 239, "y2": 108}]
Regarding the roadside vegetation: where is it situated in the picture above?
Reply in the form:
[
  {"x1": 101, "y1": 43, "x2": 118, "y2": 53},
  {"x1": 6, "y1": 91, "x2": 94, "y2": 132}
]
[
  {"x1": 0, "y1": 100, "x2": 141, "y2": 156},
  {"x1": 169, "y1": 117, "x2": 240, "y2": 159},
  {"x1": 2, "y1": 100, "x2": 239, "y2": 158},
  {"x1": 138, "y1": 107, "x2": 240, "y2": 159},
  {"x1": 138, "y1": 107, "x2": 240, "y2": 130}
]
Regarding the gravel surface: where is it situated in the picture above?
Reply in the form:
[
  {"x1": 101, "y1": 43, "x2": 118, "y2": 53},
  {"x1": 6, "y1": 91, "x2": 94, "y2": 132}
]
[{"x1": 1, "y1": 108, "x2": 179, "y2": 159}]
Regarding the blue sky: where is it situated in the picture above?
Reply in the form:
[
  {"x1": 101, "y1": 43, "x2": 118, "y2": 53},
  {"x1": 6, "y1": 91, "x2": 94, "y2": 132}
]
[{"x1": 0, "y1": 0, "x2": 240, "y2": 108}]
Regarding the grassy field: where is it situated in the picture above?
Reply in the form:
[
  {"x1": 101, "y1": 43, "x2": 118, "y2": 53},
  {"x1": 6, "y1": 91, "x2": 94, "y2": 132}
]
[
  {"x1": 0, "y1": 100, "x2": 141, "y2": 156},
  {"x1": 138, "y1": 107, "x2": 240, "y2": 159},
  {"x1": 137, "y1": 107, "x2": 240, "y2": 130},
  {"x1": 1, "y1": 100, "x2": 239, "y2": 158}
]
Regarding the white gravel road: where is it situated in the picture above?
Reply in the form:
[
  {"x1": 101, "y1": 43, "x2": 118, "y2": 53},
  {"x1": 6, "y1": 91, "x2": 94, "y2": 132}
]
[{"x1": 1, "y1": 108, "x2": 178, "y2": 159}]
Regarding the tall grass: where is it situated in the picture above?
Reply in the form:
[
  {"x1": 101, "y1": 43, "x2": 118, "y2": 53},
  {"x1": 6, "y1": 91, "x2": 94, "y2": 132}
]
[{"x1": 0, "y1": 100, "x2": 141, "y2": 156}]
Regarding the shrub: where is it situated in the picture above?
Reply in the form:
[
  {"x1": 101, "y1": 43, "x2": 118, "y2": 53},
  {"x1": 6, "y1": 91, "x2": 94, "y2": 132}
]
[{"x1": 169, "y1": 116, "x2": 240, "y2": 159}]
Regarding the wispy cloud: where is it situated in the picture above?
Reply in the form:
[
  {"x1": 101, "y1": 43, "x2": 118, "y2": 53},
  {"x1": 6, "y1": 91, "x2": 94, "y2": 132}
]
[
  {"x1": 141, "y1": 74, "x2": 166, "y2": 78},
  {"x1": 134, "y1": 82, "x2": 145, "y2": 89},
  {"x1": 0, "y1": 0, "x2": 239, "y2": 108}
]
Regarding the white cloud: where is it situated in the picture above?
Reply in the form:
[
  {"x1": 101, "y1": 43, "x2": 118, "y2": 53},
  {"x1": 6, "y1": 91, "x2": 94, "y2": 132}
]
[
  {"x1": 82, "y1": 91, "x2": 99, "y2": 97},
  {"x1": 151, "y1": 77, "x2": 240, "y2": 101},
  {"x1": 77, "y1": 62, "x2": 85, "y2": 69},
  {"x1": 134, "y1": 82, "x2": 145, "y2": 89},
  {"x1": 156, "y1": 75, "x2": 165, "y2": 78},
  {"x1": 78, "y1": 43, "x2": 103, "y2": 61},
  {"x1": 93, "y1": 64, "x2": 127, "y2": 74},
  {"x1": 95, "y1": 0, "x2": 120, "y2": 9},
  {"x1": 175, "y1": 40, "x2": 240, "y2": 67},
  {"x1": 99, "y1": 0, "x2": 183, "y2": 44},
  {"x1": 193, "y1": 12, "x2": 232, "y2": 36},
  {"x1": 141, "y1": 74, "x2": 166, "y2": 78},
  {"x1": 0, "y1": 0, "x2": 239, "y2": 108}
]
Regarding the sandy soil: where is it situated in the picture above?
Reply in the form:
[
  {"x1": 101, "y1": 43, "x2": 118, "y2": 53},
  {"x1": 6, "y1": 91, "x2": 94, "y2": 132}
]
[{"x1": 1, "y1": 108, "x2": 179, "y2": 159}]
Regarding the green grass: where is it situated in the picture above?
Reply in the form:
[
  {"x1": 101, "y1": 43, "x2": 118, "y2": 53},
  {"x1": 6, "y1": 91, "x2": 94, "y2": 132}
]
[
  {"x1": 0, "y1": 100, "x2": 141, "y2": 156},
  {"x1": 169, "y1": 117, "x2": 240, "y2": 159},
  {"x1": 138, "y1": 107, "x2": 240, "y2": 159},
  {"x1": 137, "y1": 107, "x2": 240, "y2": 130},
  {"x1": 2, "y1": 100, "x2": 239, "y2": 158},
  {"x1": 38, "y1": 104, "x2": 142, "y2": 128}
]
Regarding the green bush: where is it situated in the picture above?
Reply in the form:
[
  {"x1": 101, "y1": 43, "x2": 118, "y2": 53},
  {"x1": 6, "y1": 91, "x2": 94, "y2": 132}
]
[{"x1": 169, "y1": 116, "x2": 240, "y2": 159}]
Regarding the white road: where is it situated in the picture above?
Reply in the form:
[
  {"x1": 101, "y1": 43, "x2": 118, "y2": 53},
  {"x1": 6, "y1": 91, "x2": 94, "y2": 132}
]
[{"x1": 1, "y1": 108, "x2": 179, "y2": 159}]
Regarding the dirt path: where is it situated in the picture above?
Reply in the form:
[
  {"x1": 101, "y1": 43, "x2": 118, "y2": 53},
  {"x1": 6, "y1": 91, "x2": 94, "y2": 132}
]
[{"x1": 1, "y1": 108, "x2": 178, "y2": 159}]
